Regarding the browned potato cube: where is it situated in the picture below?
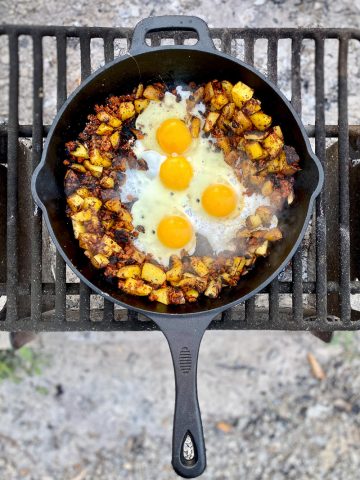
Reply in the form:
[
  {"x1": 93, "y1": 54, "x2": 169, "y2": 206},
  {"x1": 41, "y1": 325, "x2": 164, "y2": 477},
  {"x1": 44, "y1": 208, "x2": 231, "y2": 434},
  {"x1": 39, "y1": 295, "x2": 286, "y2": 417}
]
[
  {"x1": 244, "y1": 130, "x2": 269, "y2": 141},
  {"x1": 231, "y1": 81, "x2": 254, "y2": 107},
  {"x1": 202, "y1": 256, "x2": 214, "y2": 269},
  {"x1": 105, "y1": 198, "x2": 122, "y2": 213},
  {"x1": 255, "y1": 240, "x2": 269, "y2": 256},
  {"x1": 273, "y1": 125, "x2": 284, "y2": 140},
  {"x1": 264, "y1": 228, "x2": 283, "y2": 242},
  {"x1": 246, "y1": 214, "x2": 262, "y2": 229},
  {"x1": 70, "y1": 164, "x2": 87, "y2": 173},
  {"x1": 110, "y1": 131, "x2": 120, "y2": 149},
  {"x1": 204, "y1": 81, "x2": 215, "y2": 102},
  {"x1": 250, "y1": 112, "x2": 272, "y2": 131},
  {"x1": 261, "y1": 180, "x2": 273, "y2": 196},
  {"x1": 120, "y1": 278, "x2": 152, "y2": 296},
  {"x1": 96, "y1": 123, "x2": 113, "y2": 135},
  {"x1": 117, "y1": 265, "x2": 141, "y2": 279},
  {"x1": 228, "y1": 256, "x2": 246, "y2": 276},
  {"x1": 221, "y1": 80, "x2": 233, "y2": 99},
  {"x1": 149, "y1": 287, "x2": 170, "y2": 305},
  {"x1": 178, "y1": 276, "x2": 207, "y2": 293},
  {"x1": 108, "y1": 116, "x2": 122, "y2": 128},
  {"x1": 211, "y1": 93, "x2": 229, "y2": 110},
  {"x1": 100, "y1": 176, "x2": 115, "y2": 189},
  {"x1": 83, "y1": 197, "x2": 102, "y2": 211},
  {"x1": 262, "y1": 132, "x2": 284, "y2": 158},
  {"x1": 135, "y1": 83, "x2": 144, "y2": 98},
  {"x1": 222, "y1": 102, "x2": 236, "y2": 119},
  {"x1": 242, "y1": 98, "x2": 261, "y2": 116},
  {"x1": 97, "y1": 111, "x2": 110, "y2": 122},
  {"x1": 83, "y1": 161, "x2": 103, "y2": 178},
  {"x1": 143, "y1": 85, "x2": 163, "y2": 101},
  {"x1": 255, "y1": 206, "x2": 273, "y2": 225},
  {"x1": 91, "y1": 254, "x2": 110, "y2": 269},
  {"x1": 70, "y1": 143, "x2": 89, "y2": 159},
  {"x1": 67, "y1": 193, "x2": 84, "y2": 212},
  {"x1": 204, "y1": 278, "x2": 222, "y2": 298},
  {"x1": 216, "y1": 137, "x2": 231, "y2": 155},
  {"x1": 244, "y1": 141, "x2": 264, "y2": 160},
  {"x1": 134, "y1": 98, "x2": 150, "y2": 113},
  {"x1": 184, "y1": 288, "x2": 199, "y2": 302},
  {"x1": 102, "y1": 234, "x2": 122, "y2": 255},
  {"x1": 71, "y1": 219, "x2": 86, "y2": 239},
  {"x1": 141, "y1": 262, "x2": 166, "y2": 286},
  {"x1": 119, "y1": 102, "x2": 135, "y2": 121},
  {"x1": 193, "y1": 86, "x2": 204, "y2": 102},
  {"x1": 233, "y1": 110, "x2": 253, "y2": 131},
  {"x1": 89, "y1": 149, "x2": 112, "y2": 168},
  {"x1": 190, "y1": 258, "x2": 209, "y2": 277},
  {"x1": 190, "y1": 117, "x2": 201, "y2": 138},
  {"x1": 166, "y1": 261, "x2": 183, "y2": 284},
  {"x1": 76, "y1": 187, "x2": 91, "y2": 198},
  {"x1": 78, "y1": 232, "x2": 98, "y2": 250},
  {"x1": 71, "y1": 209, "x2": 92, "y2": 222},
  {"x1": 204, "y1": 112, "x2": 220, "y2": 132}
]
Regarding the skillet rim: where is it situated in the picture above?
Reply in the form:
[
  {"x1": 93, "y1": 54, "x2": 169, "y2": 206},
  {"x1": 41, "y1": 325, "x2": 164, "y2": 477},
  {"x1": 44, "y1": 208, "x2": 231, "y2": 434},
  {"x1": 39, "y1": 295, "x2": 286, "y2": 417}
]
[{"x1": 31, "y1": 41, "x2": 324, "y2": 319}]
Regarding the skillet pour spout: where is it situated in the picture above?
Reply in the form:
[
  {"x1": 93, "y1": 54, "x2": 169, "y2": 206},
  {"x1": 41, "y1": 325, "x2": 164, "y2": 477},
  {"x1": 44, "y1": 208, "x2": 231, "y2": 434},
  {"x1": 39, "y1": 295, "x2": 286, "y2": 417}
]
[{"x1": 32, "y1": 15, "x2": 324, "y2": 479}]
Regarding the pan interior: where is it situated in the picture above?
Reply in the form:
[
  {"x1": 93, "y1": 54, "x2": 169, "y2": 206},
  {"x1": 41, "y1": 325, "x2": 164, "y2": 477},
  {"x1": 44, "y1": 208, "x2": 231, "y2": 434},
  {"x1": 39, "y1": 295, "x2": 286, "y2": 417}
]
[{"x1": 35, "y1": 48, "x2": 320, "y2": 315}]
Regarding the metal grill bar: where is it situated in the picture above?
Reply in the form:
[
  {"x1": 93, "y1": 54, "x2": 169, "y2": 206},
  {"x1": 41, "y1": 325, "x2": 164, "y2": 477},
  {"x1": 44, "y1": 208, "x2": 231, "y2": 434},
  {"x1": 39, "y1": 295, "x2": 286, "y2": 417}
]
[
  {"x1": 55, "y1": 33, "x2": 67, "y2": 322},
  {"x1": 31, "y1": 34, "x2": 43, "y2": 322},
  {"x1": 315, "y1": 35, "x2": 327, "y2": 323},
  {"x1": 6, "y1": 33, "x2": 19, "y2": 321},
  {"x1": 338, "y1": 36, "x2": 351, "y2": 323},
  {"x1": 291, "y1": 34, "x2": 303, "y2": 323}
]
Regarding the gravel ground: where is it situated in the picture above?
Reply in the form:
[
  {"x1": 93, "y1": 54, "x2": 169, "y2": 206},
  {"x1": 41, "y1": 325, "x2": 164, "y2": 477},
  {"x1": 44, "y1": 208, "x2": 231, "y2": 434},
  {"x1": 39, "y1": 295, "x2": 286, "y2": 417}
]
[{"x1": 1, "y1": 1, "x2": 360, "y2": 479}]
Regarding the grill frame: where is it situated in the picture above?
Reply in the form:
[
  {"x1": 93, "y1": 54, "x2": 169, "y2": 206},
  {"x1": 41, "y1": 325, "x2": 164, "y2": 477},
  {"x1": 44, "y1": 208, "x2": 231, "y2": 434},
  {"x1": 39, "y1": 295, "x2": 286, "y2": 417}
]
[{"x1": 0, "y1": 24, "x2": 359, "y2": 331}]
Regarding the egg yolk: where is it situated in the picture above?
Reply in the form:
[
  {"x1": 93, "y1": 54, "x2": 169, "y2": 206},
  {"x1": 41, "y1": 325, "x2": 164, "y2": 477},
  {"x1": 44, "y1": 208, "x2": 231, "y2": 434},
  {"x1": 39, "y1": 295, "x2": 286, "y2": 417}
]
[
  {"x1": 157, "y1": 215, "x2": 193, "y2": 248},
  {"x1": 156, "y1": 118, "x2": 192, "y2": 154},
  {"x1": 159, "y1": 156, "x2": 193, "y2": 190},
  {"x1": 202, "y1": 184, "x2": 237, "y2": 217}
]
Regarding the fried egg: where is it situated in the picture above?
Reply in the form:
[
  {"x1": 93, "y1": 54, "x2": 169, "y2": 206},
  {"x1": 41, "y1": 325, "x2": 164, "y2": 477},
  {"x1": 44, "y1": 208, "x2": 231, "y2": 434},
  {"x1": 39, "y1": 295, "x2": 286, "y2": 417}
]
[{"x1": 119, "y1": 89, "x2": 276, "y2": 265}]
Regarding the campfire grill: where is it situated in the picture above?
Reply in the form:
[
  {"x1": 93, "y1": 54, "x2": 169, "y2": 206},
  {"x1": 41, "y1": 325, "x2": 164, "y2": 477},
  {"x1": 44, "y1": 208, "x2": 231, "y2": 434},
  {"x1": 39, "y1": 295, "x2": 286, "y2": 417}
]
[{"x1": 0, "y1": 24, "x2": 359, "y2": 332}]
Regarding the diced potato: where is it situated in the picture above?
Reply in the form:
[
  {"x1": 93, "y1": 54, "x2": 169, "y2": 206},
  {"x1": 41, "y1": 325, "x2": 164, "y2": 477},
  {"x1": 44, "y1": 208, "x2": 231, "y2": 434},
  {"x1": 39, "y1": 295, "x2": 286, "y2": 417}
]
[
  {"x1": 204, "y1": 81, "x2": 214, "y2": 102},
  {"x1": 221, "y1": 80, "x2": 233, "y2": 99},
  {"x1": 67, "y1": 193, "x2": 84, "y2": 212},
  {"x1": 102, "y1": 218, "x2": 114, "y2": 230},
  {"x1": 76, "y1": 187, "x2": 91, "y2": 198},
  {"x1": 264, "y1": 227, "x2": 283, "y2": 242},
  {"x1": 70, "y1": 143, "x2": 89, "y2": 159},
  {"x1": 242, "y1": 98, "x2": 262, "y2": 116},
  {"x1": 216, "y1": 137, "x2": 231, "y2": 155},
  {"x1": 105, "y1": 197, "x2": 122, "y2": 213},
  {"x1": 255, "y1": 240, "x2": 269, "y2": 256},
  {"x1": 71, "y1": 209, "x2": 92, "y2": 222},
  {"x1": 102, "y1": 234, "x2": 122, "y2": 254},
  {"x1": 246, "y1": 214, "x2": 262, "y2": 229},
  {"x1": 78, "y1": 232, "x2": 98, "y2": 250},
  {"x1": 96, "y1": 123, "x2": 113, "y2": 135},
  {"x1": 204, "y1": 278, "x2": 222, "y2": 298},
  {"x1": 71, "y1": 219, "x2": 86, "y2": 239},
  {"x1": 190, "y1": 117, "x2": 201, "y2": 138},
  {"x1": 100, "y1": 176, "x2": 115, "y2": 189},
  {"x1": 108, "y1": 116, "x2": 122, "y2": 128},
  {"x1": 119, "y1": 102, "x2": 135, "y2": 121},
  {"x1": 83, "y1": 161, "x2": 103, "y2": 177},
  {"x1": 143, "y1": 85, "x2": 163, "y2": 101},
  {"x1": 141, "y1": 262, "x2": 166, "y2": 286},
  {"x1": 135, "y1": 83, "x2": 144, "y2": 98},
  {"x1": 120, "y1": 278, "x2": 152, "y2": 296},
  {"x1": 202, "y1": 256, "x2": 214, "y2": 269},
  {"x1": 237, "y1": 228, "x2": 252, "y2": 238},
  {"x1": 245, "y1": 256, "x2": 256, "y2": 267},
  {"x1": 204, "y1": 112, "x2": 220, "y2": 132},
  {"x1": 149, "y1": 287, "x2": 170, "y2": 305},
  {"x1": 231, "y1": 81, "x2": 254, "y2": 107},
  {"x1": 110, "y1": 131, "x2": 120, "y2": 149},
  {"x1": 262, "y1": 132, "x2": 284, "y2": 158},
  {"x1": 250, "y1": 111, "x2": 272, "y2": 131},
  {"x1": 178, "y1": 276, "x2": 207, "y2": 293},
  {"x1": 261, "y1": 180, "x2": 273, "y2": 196},
  {"x1": 233, "y1": 110, "x2": 253, "y2": 131},
  {"x1": 119, "y1": 208, "x2": 132, "y2": 224},
  {"x1": 89, "y1": 149, "x2": 112, "y2": 168},
  {"x1": 222, "y1": 102, "x2": 236, "y2": 119},
  {"x1": 190, "y1": 258, "x2": 209, "y2": 277},
  {"x1": 97, "y1": 111, "x2": 110, "y2": 122},
  {"x1": 134, "y1": 98, "x2": 150, "y2": 114},
  {"x1": 184, "y1": 288, "x2": 199, "y2": 302},
  {"x1": 211, "y1": 93, "x2": 229, "y2": 110},
  {"x1": 193, "y1": 86, "x2": 204, "y2": 102},
  {"x1": 117, "y1": 265, "x2": 141, "y2": 279},
  {"x1": 166, "y1": 264, "x2": 183, "y2": 284},
  {"x1": 273, "y1": 125, "x2": 283, "y2": 140},
  {"x1": 83, "y1": 197, "x2": 102, "y2": 211},
  {"x1": 70, "y1": 163, "x2": 87, "y2": 173},
  {"x1": 255, "y1": 206, "x2": 273, "y2": 225},
  {"x1": 228, "y1": 257, "x2": 246, "y2": 276},
  {"x1": 244, "y1": 130, "x2": 269, "y2": 141},
  {"x1": 244, "y1": 141, "x2": 264, "y2": 160},
  {"x1": 91, "y1": 254, "x2": 110, "y2": 269},
  {"x1": 221, "y1": 272, "x2": 237, "y2": 285},
  {"x1": 133, "y1": 249, "x2": 146, "y2": 264}
]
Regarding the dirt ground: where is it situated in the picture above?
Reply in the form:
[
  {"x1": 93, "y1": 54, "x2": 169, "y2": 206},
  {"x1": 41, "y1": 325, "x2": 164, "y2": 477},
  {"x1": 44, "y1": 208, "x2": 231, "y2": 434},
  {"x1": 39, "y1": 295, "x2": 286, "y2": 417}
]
[{"x1": 1, "y1": 0, "x2": 360, "y2": 479}]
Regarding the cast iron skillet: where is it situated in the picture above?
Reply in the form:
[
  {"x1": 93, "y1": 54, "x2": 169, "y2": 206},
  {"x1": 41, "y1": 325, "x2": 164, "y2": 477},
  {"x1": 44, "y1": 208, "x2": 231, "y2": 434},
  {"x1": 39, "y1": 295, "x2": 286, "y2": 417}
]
[{"x1": 32, "y1": 16, "x2": 323, "y2": 478}]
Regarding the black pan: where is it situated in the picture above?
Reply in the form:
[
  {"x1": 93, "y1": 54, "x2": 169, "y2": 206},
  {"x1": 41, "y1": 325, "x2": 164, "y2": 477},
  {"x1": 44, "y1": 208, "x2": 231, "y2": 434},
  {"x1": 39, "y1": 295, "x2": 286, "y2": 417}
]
[{"x1": 32, "y1": 16, "x2": 323, "y2": 478}]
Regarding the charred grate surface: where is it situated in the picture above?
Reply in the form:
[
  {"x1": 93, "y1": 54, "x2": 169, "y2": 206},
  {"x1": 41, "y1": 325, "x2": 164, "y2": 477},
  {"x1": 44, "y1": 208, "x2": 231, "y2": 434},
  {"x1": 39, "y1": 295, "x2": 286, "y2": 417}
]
[{"x1": 0, "y1": 25, "x2": 359, "y2": 331}]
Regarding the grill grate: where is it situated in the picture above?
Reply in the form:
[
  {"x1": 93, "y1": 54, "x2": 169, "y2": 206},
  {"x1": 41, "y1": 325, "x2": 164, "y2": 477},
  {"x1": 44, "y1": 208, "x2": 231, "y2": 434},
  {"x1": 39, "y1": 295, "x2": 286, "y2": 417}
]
[{"x1": 0, "y1": 25, "x2": 359, "y2": 331}]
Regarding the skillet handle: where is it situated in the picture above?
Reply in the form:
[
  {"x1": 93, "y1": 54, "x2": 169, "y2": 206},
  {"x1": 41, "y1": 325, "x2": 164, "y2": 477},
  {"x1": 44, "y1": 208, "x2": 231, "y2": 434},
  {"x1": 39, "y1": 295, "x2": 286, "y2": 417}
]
[
  {"x1": 130, "y1": 15, "x2": 215, "y2": 55},
  {"x1": 148, "y1": 312, "x2": 215, "y2": 478}
]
